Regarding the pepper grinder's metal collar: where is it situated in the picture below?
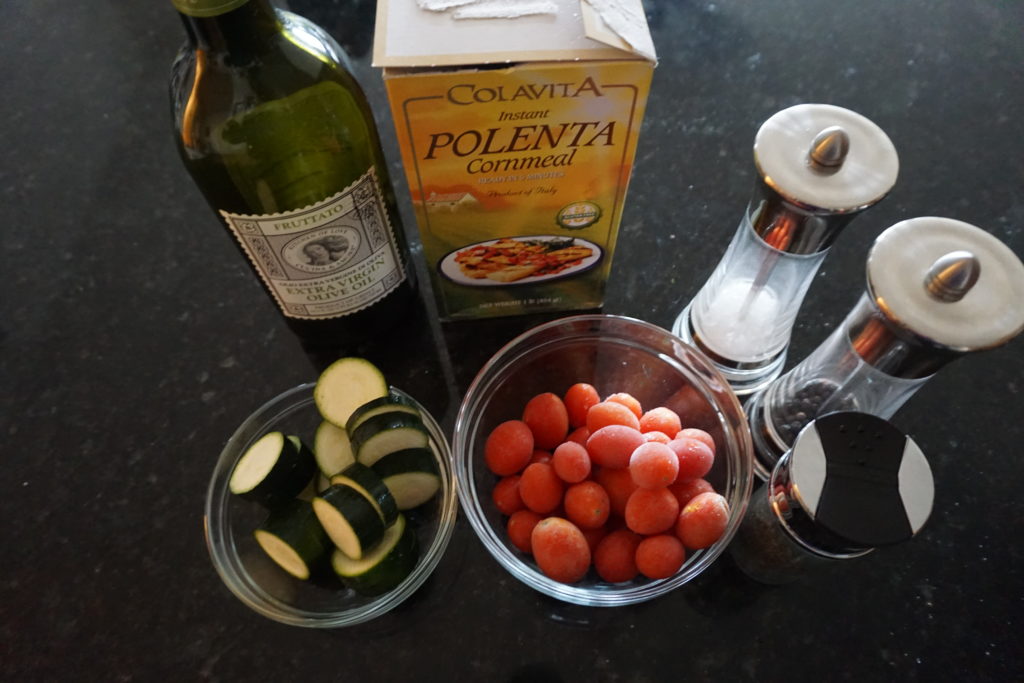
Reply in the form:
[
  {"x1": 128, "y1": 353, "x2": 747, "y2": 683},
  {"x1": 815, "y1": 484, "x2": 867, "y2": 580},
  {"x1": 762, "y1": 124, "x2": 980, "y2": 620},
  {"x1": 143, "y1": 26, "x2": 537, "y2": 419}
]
[{"x1": 750, "y1": 104, "x2": 899, "y2": 255}]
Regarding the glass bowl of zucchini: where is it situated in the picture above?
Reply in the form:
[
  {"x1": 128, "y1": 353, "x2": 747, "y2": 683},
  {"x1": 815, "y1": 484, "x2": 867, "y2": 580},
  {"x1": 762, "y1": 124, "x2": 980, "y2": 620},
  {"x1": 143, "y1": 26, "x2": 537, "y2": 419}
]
[{"x1": 205, "y1": 358, "x2": 458, "y2": 627}]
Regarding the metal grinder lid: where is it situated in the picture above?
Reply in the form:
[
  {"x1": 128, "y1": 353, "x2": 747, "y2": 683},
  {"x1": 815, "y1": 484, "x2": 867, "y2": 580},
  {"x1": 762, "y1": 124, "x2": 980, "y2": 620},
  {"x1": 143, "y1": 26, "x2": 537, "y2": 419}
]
[
  {"x1": 754, "y1": 103, "x2": 899, "y2": 212},
  {"x1": 867, "y1": 216, "x2": 1024, "y2": 351},
  {"x1": 789, "y1": 412, "x2": 933, "y2": 547}
]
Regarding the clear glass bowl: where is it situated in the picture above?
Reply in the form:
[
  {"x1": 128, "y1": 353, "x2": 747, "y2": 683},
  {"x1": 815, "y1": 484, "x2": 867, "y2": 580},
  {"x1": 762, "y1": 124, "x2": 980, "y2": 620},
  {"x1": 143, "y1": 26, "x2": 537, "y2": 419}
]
[
  {"x1": 205, "y1": 382, "x2": 458, "y2": 627},
  {"x1": 454, "y1": 314, "x2": 754, "y2": 606}
]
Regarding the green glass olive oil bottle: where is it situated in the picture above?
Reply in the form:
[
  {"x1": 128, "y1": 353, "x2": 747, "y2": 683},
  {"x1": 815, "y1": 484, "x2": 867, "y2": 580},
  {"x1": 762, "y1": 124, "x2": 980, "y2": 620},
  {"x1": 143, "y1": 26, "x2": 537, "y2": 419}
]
[{"x1": 169, "y1": 0, "x2": 416, "y2": 348}]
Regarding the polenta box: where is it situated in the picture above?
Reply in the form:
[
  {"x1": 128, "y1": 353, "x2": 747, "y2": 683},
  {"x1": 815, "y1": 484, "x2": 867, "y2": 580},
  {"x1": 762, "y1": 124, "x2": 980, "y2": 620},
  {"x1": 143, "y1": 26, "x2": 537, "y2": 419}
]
[{"x1": 373, "y1": 0, "x2": 656, "y2": 320}]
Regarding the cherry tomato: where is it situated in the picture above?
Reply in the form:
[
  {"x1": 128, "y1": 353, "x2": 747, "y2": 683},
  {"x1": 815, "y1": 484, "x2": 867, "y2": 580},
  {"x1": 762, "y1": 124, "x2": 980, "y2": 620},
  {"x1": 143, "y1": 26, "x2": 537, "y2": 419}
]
[
  {"x1": 484, "y1": 420, "x2": 534, "y2": 476},
  {"x1": 522, "y1": 392, "x2": 570, "y2": 450},
  {"x1": 531, "y1": 517, "x2": 591, "y2": 584}
]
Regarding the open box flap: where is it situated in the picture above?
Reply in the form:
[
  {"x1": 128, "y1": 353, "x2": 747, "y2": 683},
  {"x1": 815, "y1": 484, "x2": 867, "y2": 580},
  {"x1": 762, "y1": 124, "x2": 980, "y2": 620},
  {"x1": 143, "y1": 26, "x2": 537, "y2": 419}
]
[{"x1": 373, "y1": 0, "x2": 656, "y2": 68}]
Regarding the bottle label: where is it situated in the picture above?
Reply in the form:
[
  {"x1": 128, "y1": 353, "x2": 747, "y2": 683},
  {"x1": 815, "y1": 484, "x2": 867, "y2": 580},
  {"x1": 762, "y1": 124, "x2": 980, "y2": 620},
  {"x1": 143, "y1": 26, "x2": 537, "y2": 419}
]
[
  {"x1": 220, "y1": 167, "x2": 406, "y2": 320},
  {"x1": 171, "y1": 0, "x2": 249, "y2": 18}
]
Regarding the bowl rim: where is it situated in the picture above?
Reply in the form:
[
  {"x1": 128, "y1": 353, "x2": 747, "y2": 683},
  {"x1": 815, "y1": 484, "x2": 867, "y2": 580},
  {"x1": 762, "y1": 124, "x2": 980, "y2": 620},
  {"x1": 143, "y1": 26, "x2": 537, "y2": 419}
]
[
  {"x1": 204, "y1": 381, "x2": 458, "y2": 627},
  {"x1": 453, "y1": 313, "x2": 754, "y2": 606}
]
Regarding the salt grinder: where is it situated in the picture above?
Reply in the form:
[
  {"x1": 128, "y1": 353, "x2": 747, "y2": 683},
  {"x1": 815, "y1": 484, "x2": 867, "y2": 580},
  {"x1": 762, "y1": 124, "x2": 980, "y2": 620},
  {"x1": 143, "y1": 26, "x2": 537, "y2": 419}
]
[
  {"x1": 729, "y1": 411, "x2": 934, "y2": 585},
  {"x1": 673, "y1": 104, "x2": 899, "y2": 395},
  {"x1": 746, "y1": 217, "x2": 1024, "y2": 480}
]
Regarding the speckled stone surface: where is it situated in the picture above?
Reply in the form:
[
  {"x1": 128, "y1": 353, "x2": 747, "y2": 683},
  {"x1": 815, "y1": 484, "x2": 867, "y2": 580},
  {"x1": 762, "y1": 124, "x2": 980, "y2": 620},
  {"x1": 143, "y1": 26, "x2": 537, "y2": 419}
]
[{"x1": 2, "y1": 0, "x2": 1022, "y2": 680}]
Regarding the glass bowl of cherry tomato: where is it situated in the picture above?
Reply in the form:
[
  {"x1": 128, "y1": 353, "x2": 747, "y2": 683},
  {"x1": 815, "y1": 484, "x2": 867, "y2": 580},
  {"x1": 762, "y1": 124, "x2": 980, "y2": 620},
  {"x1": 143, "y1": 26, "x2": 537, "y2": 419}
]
[{"x1": 454, "y1": 314, "x2": 754, "y2": 606}]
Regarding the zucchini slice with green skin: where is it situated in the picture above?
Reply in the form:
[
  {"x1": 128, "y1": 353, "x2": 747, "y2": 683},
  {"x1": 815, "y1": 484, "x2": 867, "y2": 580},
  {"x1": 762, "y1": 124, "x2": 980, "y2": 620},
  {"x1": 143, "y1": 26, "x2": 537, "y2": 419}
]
[
  {"x1": 331, "y1": 514, "x2": 419, "y2": 596},
  {"x1": 229, "y1": 431, "x2": 317, "y2": 506},
  {"x1": 370, "y1": 448, "x2": 442, "y2": 510},
  {"x1": 253, "y1": 499, "x2": 332, "y2": 580},
  {"x1": 312, "y1": 484, "x2": 385, "y2": 560},
  {"x1": 314, "y1": 357, "x2": 388, "y2": 428},
  {"x1": 287, "y1": 435, "x2": 316, "y2": 467},
  {"x1": 296, "y1": 474, "x2": 319, "y2": 502},
  {"x1": 351, "y1": 413, "x2": 431, "y2": 467},
  {"x1": 329, "y1": 463, "x2": 399, "y2": 526},
  {"x1": 313, "y1": 420, "x2": 355, "y2": 477},
  {"x1": 297, "y1": 471, "x2": 333, "y2": 501},
  {"x1": 345, "y1": 391, "x2": 421, "y2": 436}
]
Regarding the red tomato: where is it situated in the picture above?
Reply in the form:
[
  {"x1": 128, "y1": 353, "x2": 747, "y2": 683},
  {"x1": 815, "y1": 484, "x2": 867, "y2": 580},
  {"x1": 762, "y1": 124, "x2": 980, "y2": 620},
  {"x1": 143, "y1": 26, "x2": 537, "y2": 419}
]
[
  {"x1": 676, "y1": 428, "x2": 716, "y2": 455},
  {"x1": 593, "y1": 529, "x2": 642, "y2": 583},
  {"x1": 522, "y1": 392, "x2": 570, "y2": 450},
  {"x1": 635, "y1": 534, "x2": 686, "y2": 579},
  {"x1": 564, "y1": 481, "x2": 610, "y2": 529},
  {"x1": 668, "y1": 478, "x2": 714, "y2": 508},
  {"x1": 676, "y1": 492, "x2": 730, "y2": 549},
  {"x1": 552, "y1": 441, "x2": 591, "y2": 483},
  {"x1": 604, "y1": 392, "x2": 643, "y2": 418},
  {"x1": 531, "y1": 517, "x2": 591, "y2": 584},
  {"x1": 629, "y1": 442, "x2": 680, "y2": 489},
  {"x1": 586, "y1": 401, "x2": 641, "y2": 433},
  {"x1": 639, "y1": 407, "x2": 682, "y2": 437},
  {"x1": 484, "y1": 420, "x2": 534, "y2": 476},
  {"x1": 491, "y1": 475, "x2": 524, "y2": 515},
  {"x1": 507, "y1": 509, "x2": 543, "y2": 554},
  {"x1": 593, "y1": 467, "x2": 638, "y2": 518},
  {"x1": 564, "y1": 383, "x2": 600, "y2": 429},
  {"x1": 566, "y1": 426, "x2": 591, "y2": 447},
  {"x1": 642, "y1": 431, "x2": 672, "y2": 445},
  {"x1": 625, "y1": 487, "x2": 680, "y2": 535},
  {"x1": 668, "y1": 436, "x2": 715, "y2": 482},
  {"x1": 529, "y1": 449, "x2": 552, "y2": 465},
  {"x1": 518, "y1": 462, "x2": 564, "y2": 514},
  {"x1": 580, "y1": 525, "x2": 608, "y2": 555},
  {"x1": 586, "y1": 425, "x2": 645, "y2": 469}
]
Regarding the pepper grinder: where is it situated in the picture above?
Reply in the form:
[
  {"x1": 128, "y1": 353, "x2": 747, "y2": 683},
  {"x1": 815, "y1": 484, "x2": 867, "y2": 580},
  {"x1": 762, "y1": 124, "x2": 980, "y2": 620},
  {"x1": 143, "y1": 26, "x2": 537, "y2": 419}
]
[
  {"x1": 746, "y1": 216, "x2": 1024, "y2": 479},
  {"x1": 730, "y1": 411, "x2": 934, "y2": 585},
  {"x1": 673, "y1": 104, "x2": 899, "y2": 395}
]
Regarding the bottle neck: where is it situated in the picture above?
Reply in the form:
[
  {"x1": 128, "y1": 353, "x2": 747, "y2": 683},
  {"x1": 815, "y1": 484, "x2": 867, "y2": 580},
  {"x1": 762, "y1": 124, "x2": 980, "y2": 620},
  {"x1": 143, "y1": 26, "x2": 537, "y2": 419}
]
[{"x1": 178, "y1": 0, "x2": 281, "y2": 55}]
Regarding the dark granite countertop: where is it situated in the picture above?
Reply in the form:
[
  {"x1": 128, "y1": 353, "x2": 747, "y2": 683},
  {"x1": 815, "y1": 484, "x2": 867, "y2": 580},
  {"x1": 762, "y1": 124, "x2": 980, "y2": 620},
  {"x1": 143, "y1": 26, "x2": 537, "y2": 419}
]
[{"x1": 3, "y1": 0, "x2": 1022, "y2": 680}]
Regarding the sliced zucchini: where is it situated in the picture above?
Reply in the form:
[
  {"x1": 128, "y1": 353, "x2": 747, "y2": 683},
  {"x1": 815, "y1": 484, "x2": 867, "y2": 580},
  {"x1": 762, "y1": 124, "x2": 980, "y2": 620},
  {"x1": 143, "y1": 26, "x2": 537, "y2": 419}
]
[
  {"x1": 312, "y1": 484, "x2": 385, "y2": 560},
  {"x1": 371, "y1": 447, "x2": 442, "y2": 510},
  {"x1": 300, "y1": 472, "x2": 332, "y2": 500},
  {"x1": 313, "y1": 420, "x2": 355, "y2": 477},
  {"x1": 296, "y1": 474, "x2": 319, "y2": 502},
  {"x1": 286, "y1": 435, "x2": 316, "y2": 466},
  {"x1": 351, "y1": 413, "x2": 431, "y2": 467},
  {"x1": 314, "y1": 357, "x2": 388, "y2": 428},
  {"x1": 329, "y1": 463, "x2": 399, "y2": 526},
  {"x1": 253, "y1": 499, "x2": 331, "y2": 580},
  {"x1": 345, "y1": 391, "x2": 421, "y2": 436},
  {"x1": 229, "y1": 431, "x2": 316, "y2": 506},
  {"x1": 331, "y1": 514, "x2": 419, "y2": 596}
]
